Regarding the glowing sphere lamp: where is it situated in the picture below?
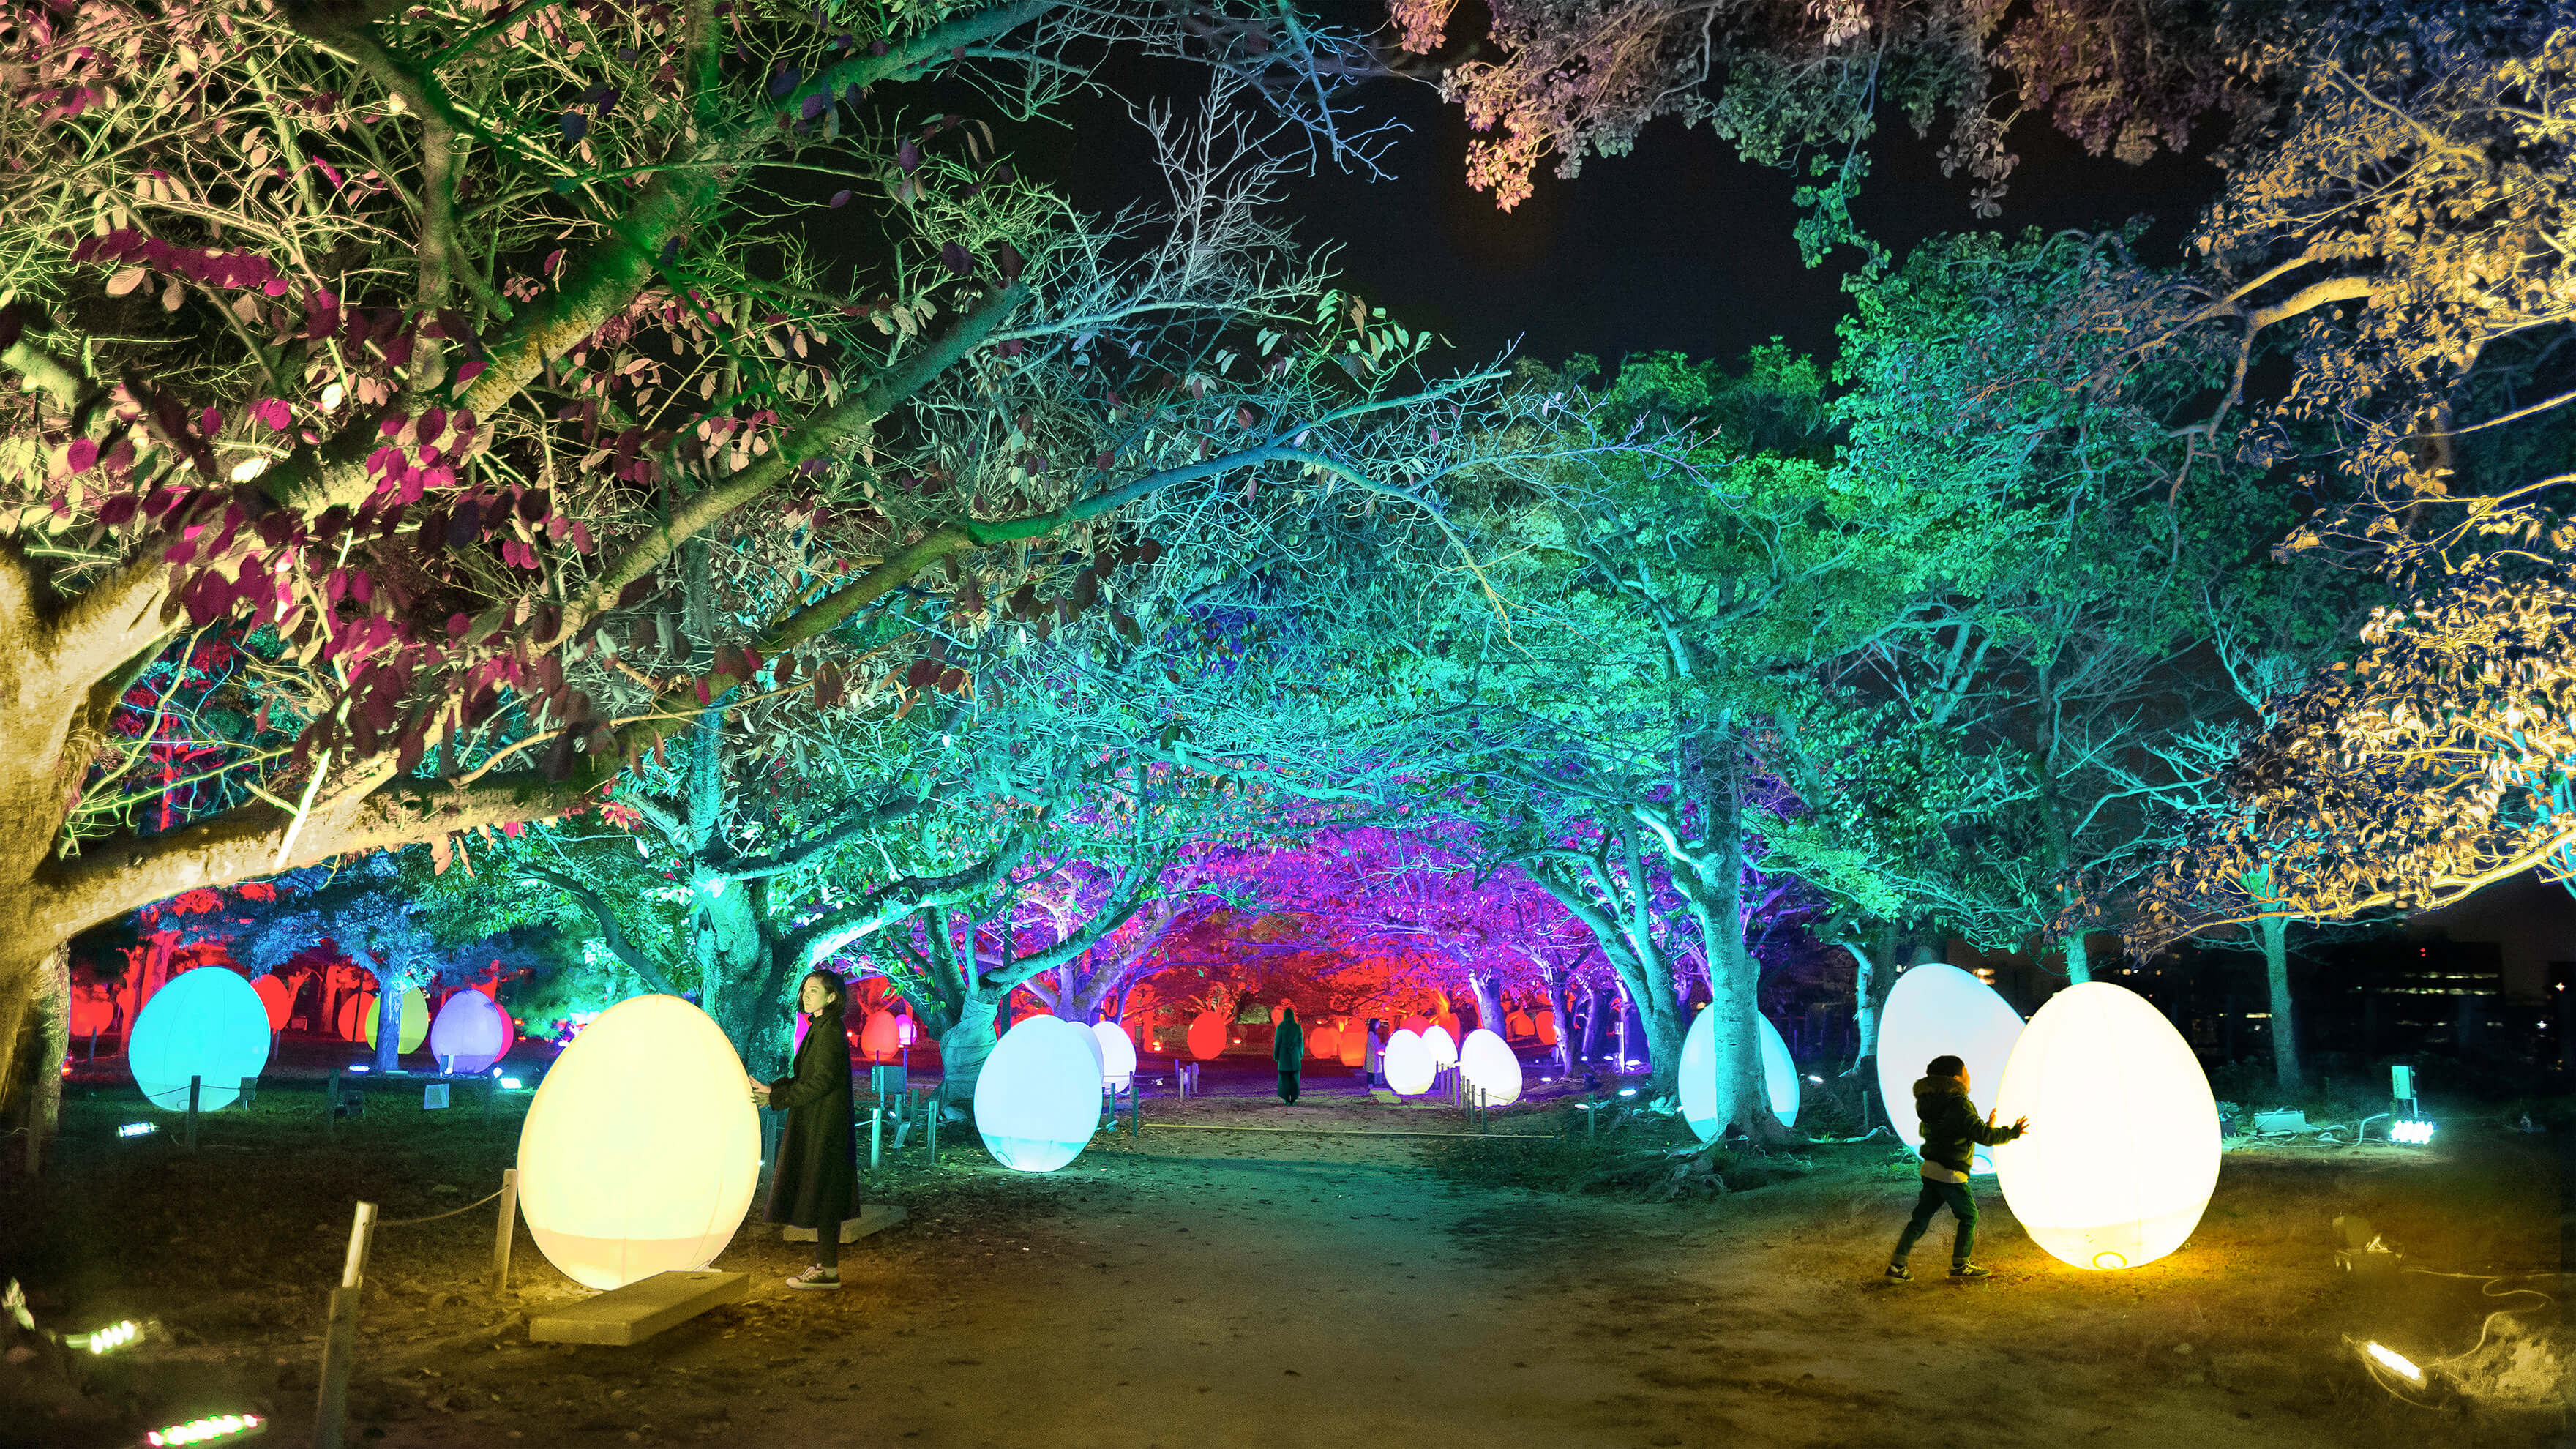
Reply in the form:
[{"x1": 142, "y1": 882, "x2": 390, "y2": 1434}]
[
  {"x1": 1677, "y1": 1006, "x2": 1800, "y2": 1142},
  {"x1": 428, "y1": 989, "x2": 512, "y2": 1073},
  {"x1": 334, "y1": 991, "x2": 374, "y2": 1043},
  {"x1": 1875, "y1": 964, "x2": 2024, "y2": 1175},
  {"x1": 1338, "y1": 1021, "x2": 1367, "y2": 1067},
  {"x1": 514, "y1": 995, "x2": 758, "y2": 1290},
  {"x1": 1990, "y1": 982, "x2": 2222, "y2": 1271},
  {"x1": 128, "y1": 967, "x2": 269, "y2": 1112},
  {"x1": 1074, "y1": 1016, "x2": 1106, "y2": 1083},
  {"x1": 1307, "y1": 1022, "x2": 1340, "y2": 1061},
  {"x1": 859, "y1": 1010, "x2": 903, "y2": 1062},
  {"x1": 1457, "y1": 1028, "x2": 1523, "y2": 1107},
  {"x1": 1186, "y1": 1011, "x2": 1227, "y2": 1061},
  {"x1": 362, "y1": 986, "x2": 429, "y2": 1055},
  {"x1": 1421, "y1": 1024, "x2": 1459, "y2": 1068},
  {"x1": 1434, "y1": 1011, "x2": 1461, "y2": 1047},
  {"x1": 252, "y1": 975, "x2": 293, "y2": 1032},
  {"x1": 69, "y1": 981, "x2": 116, "y2": 1038},
  {"x1": 1382, "y1": 1030, "x2": 1435, "y2": 1096},
  {"x1": 1092, "y1": 1019, "x2": 1137, "y2": 1092},
  {"x1": 975, "y1": 1015, "x2": 1104, "y2": 1172}
]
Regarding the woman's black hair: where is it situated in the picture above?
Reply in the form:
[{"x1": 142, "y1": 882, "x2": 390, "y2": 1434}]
[{"x1": 799, "y1": 969, "x2": 847, "y2": 1015}]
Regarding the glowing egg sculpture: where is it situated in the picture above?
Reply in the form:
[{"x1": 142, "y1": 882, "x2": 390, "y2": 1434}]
[
  {"x1": 1338, "y1": 1021, "x2": 1367, "y2": 1067},
  {"x1": 429, "y1": 989, "x2": 512, "y2": 1073},
  {"x1": 1677, "y1": 1006, "x2": 1800, "y2": 1142},
  {"x1": 859, "y1": 1010, "x2": 902, "y2": 1062},
  {"x1": 1382, "y1": 1029, "x2": 1435, "y2": 1096},
  {"x1": 1534, "y1": 1009, "x2": 1558, "y2": 1046},
  {"x1": 975, "y1": 1015, "x2": 1105, "y2": 1172},
  {"x1": 514, "y1": 995, "x2": 759, "y2": 1290},
  {"x1": 128, "y1": 967, "x2": 269, "y2": 1112},
  {"x1": 1186, "y1": 1011, "x2": 1227, "y2": 1060},
  {"x1": 1399, "y1": 1014, "x2": 1429, "y2": 1035},
  {"x1": 252, "y1": 975, "x2": 293, "y2": 1032},
  {"x1": 1421, "y1": 1024, "x2": 1459, "y2": 1068},
  {"x1": 334, "y1": 991, "x2": 375, "y2": 1043},
  {"x1": 1991, "y1": 982, "x2": 2222, "y2": 1271},
  {"x1": 1457, "y1": 1028, "x2": 1523, "y2": 1107},
  {"x1": 1307, "y1": 1022, "x2": 1340, "y2": 1060},
  {"x1": 1875, "y1": 964, "x2": 2025, "y2": 1175},
  {"x1": 1505, "y1": 1009, "x2": 1535, "y2": 1039},
  {"x1": 1091, "y1": 1019, "x2": 1137, "y2": 1092},
  {"x1": 362, "y1": 986, "x2": 430, "y2": 1055}
]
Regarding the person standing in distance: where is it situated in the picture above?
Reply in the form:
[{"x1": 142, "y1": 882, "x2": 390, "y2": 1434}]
[
  {"x1": 1886, "y1": 1054, "x2": 2027, "y2": 1281},
  {"x1": 750, "y1": 970, "x2": 856, "y2": 1291},
  {"x1": 1273, "y1": 1006, "x2": 1305, "y2": 1104}
]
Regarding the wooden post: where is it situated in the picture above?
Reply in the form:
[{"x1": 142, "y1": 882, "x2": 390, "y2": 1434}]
[
  {"x1": 489, "y1": 1169, "x2": 517, "y2": 1302},
  {"x1": 483, "y1": 1075, "x2": 499, "y2": 1125},
  {"x1": 1129, "y1": 1084, "x2": 1141, "y2": 1140},
  {"x1": 325, "y1": 1068, "x2": 340, "y2": 1139},
  {"x1": 869, "y1": 1107, "x2": 883, "y2": 1171},
  {"x1": 926, "y1": 1095, "x2": 938, "y2": 1167},
  {"x1": 315, "y1": 1201, "x2": 377, "y2": 1449},
  {"x1": 184, "y1": 1076, "x2": 201, "y2": 1150}
]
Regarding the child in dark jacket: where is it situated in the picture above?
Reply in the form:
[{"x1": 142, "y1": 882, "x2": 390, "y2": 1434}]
[{"x1": 1887, "y1": 1054, "x2": 2027, "y2": 1281}]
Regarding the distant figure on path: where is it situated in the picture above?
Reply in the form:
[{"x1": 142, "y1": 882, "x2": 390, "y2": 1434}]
[
  {"x1": 1273, "y1": 1006, "x2": 1304, "y2": 1104},
  {"x1": 1886, "y1": 1054, "x2": 2027, "y2": 1282},
  {"x1": 1363, "y1": 1019, "x2": 1385, "y2": 1090},
  {"x1": 751, "y1": 969, "x2": 855, "y2": 1291}
]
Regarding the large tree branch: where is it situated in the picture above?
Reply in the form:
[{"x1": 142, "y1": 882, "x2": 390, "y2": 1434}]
[{"x1": 517, "y1": 863, "x2": 681, "y2": 995}]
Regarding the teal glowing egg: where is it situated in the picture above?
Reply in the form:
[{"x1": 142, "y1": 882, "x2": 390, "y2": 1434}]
[
  {"x1": 128, "y1": 967, "x2": 270, "y2": 1112},
  {"x1": 974, "y1": 1016, "x2": 1103, "y2": 1172},
  {"x1": 1679, "y1": 1006, "x2": 1800, "y2": 1142}
]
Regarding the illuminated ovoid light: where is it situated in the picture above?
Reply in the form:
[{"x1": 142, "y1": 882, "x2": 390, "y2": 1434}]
[
  {"x1": 1186, "y1": 1011, "x2": 1228, "y2": 1061},
  {"x1": 1457, "y1": 1029, "x2": 1523, "y2": 1107},
  {"x1": 145, "y1": 1412, "x2": 263, "y2": 1446},
  {"x1": 428, "y1": 990, "x2": 510, "y2": 1074},
  {"x1": 119, "y1": 1121, "x2": 157, "y2": 1138},
  {"x1": 1506, "y1": 1009, "x2": 1535, "y2": 1039},
  {"x1": 1876, "y1": 965, "x2": 2025, "y2": 1175},
  {"x1": 1677, "y1": 1007, "x2": 1801, "y2": 1142},
  {"x1": 1074, "y1": 1016, "x2": 1107, "y2": 1087},
  {"x1": 1991, "y1": 982, "x2": 2222, "y2": 1272},
  {"x1": 515, "y1": 995, "x2": 759, "y2": 1291},
  {"x1": 252, "y1": 974, "x2": 293, "y2": 1032},
  {"x1": 1383, "y1": 1030, "x2": 1435, "y2": 1096},
  {"x1": 1091, "y1": 1019, "x2": 1137, "y2": 1092},
  {"x1": 1422, "y1": 1024, "x2": 1459, "y2": 1068},
  {"x1": 860, "y1": 1009, "x2": 910, "y2": 1063},
  {"x1": 362, "y1": 986, "x2": 429, "y2": 1055},
  {"x1": 129, "y1": 967, "x2": 269, "y2": 1112},
  {"x1": 976, "y1": 1015, "x2": 1104, "y2": 1172},
  {"x1": 2392, "y1": 1120, "x2": 2437, "y2": 1145},
  {"x1": 1399, "y1": 1014, "x2": 1429, "y2": 1036},
  {"x1": 1337, "y1": 1019, "x2": 1367, "y2": 1067},
  {"x1": 2361, "y1": 1340, "x2": 2427, "y2": 1387},
  {"x1": 1307, "y1": 1022, "x2": 1341, "y2": 1060},
  {"x1": 1534, "y1": 1009, "x2": 1558, "y2": 1046}
]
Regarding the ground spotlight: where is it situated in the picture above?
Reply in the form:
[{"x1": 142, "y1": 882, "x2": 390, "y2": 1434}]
[
  {"x1": 117, "y1": 1121, "x2": 157, "y2": 1139},
  {"x1": 2391, "y1": 1120, "x2": 2436, "y2": 1145},
  {"x1": 2358, "y1": 1338, "x2": 2427, "y2": 1388},
  {"x1": 145, "y1": 1412, "x2": 263, "y2": 1445},
  {"x1": 70, "y1": 1319, "x2": 142, "y2": 1354}
]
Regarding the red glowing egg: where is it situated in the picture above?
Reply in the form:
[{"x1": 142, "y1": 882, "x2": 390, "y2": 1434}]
[
  {"x1": 1399, "y1": 1014, "x2": 1429, "y2": 1035},
  {"x1": 1307, "y1": 1024, "x2": 1341, "y2": 1060},
  {"x1": 1506, "y1": 1010, "x2": 1536, "y2": 1039},
  {"x1": 334, "y1": 991, "x2": 375, "y2": 1043},
  {"x1": 1534, "y1": 1010, "x2": 1559, "y2": 1046},
  {"x1": 1337, "y1": 1020, "x2": 1367, "y2": 1067},
  {"x1": 68, "y1": 981, "x2": 116, "y2": 1037},
  {"x1": 1186, "y1": 1011, "x2": 1227, "y2": 1060},
  {"x1": 253, "y1": 975, "x2": 293, "y2": 1032}
]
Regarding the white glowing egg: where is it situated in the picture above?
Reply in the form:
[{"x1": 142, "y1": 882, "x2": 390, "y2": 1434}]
[
  {"x1": 128, "y1": 968, "x2": 269, "y2": 1112},
  {"x1": 1876, "y1": 965, "x2": 2024, "y2": 1175},
  {"x1": 1091, "y1": 1020, "x2": 1137, "y2": 1093},
  {"x1": 1074, "y1": 1016, "x2": 1107, "y2": 1085},
  {"x1": 1991, "y1": 982, "x2": 2222, "y2": 1271},
  {"x1": 975, "y1": 1015, "x2": 1104, "y2": 1172},
  {"x1": 1456, "y1": 1028, "x2": 1522, "y2": 1107},
  {"x1": 428, "y1": 990, "x2": 510, "y2": 1073},
  {"x1": 1421, "y1": 1024, "x2": 1459, "y2": 1068},
  {"x1": 1678, "y1": 1006, "x2": 1800, "y2": 1142},
  {"x1": 514, "y1": 995, "x2": 759, "y2": 1290},
  {"x1": 1382, "y1": 1029, "x2": 1434, "y2": 1096}
]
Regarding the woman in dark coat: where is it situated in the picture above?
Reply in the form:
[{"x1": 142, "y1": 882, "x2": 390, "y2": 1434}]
[
  {"x1": 751, "y1": 969, "x2": 855, "y2": 1290},
  {"x1": 1273, "y1": 1006, "x2": 1304, "y2": 1104}
]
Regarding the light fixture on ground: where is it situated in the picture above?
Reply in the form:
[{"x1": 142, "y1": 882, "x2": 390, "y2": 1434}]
[
  {"x1": 514, "y1": 994, "x2": 759, "y2": 1290},
  {"x1": 2391, "y1": 1120, "x2": 2437, "y2": 1145},
  {"x1": 976, "y1": 1015, "x2": 1106, "y2": 1172},
  {"x1": 1677, "y1": 1006, "x2": 1800, "y2": 1142},
  {"x1": 127, "y1": 967, "x2": 269, "y2": 1112},
  {"x1": 1382, "y1": 1030, "x2": 1434, "y2": 1096},
  {"x1": 1875, "y1": 965, "x2": 2024, "y2": 1173},
  {"x1": 1991, "y1": 982, "x2": 2222, "y2": 1270}
]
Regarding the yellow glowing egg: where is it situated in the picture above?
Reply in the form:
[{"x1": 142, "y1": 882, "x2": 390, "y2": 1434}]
[
  {"x1": 1456, "y1": 1028, "x2": 1522, "y2": 1106},
  {"x1": 514, "y1": 995, "x2": 759, "y2": 1290},
  {"x1": 362, "y1": 986, "x2": 429, "y2": 1055},
  {"x1": 1382, "y1": 1030, "x2": 1434, "y2": 1096},
  {"x1": 1991, "y1": 983, "x2": 2222, "y2": 1271},
  {"x1": 1875, "y1": 965, "x2": 2023, "y2": 1174}
]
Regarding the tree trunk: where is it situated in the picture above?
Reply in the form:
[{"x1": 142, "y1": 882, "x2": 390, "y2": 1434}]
[
  {"x1": 1832, "y1": 923, "x2": 1897, "y2": 1129},
  {"x1": 2255, "y1": 913, "x2": 2302, "y2": 1091},
  {"x1": 939, "y1": 994, "x2": 1003, "y2": 1101},
  {"x1": 1577, "y1": 985, "x2": 1605, "y2": 1062},
  {"x1": 1467, "y1": 970, "x2": 1505, "y2": 1041},
  {"x1": 373, "y1": 977, "x2": 402, "y2": 1074},
  {"x1": 1540, "y1": 970, "x2": 1573, "y2": 1075},
  {"x1": 2062, "y1": 933, "x2": 2092, "y2": 984},
  {"x1": 26, "y1": 943, "x2": 68, "y2": 1142}
]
